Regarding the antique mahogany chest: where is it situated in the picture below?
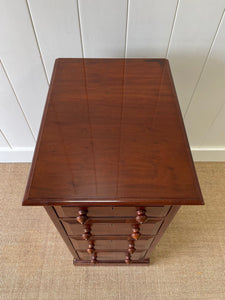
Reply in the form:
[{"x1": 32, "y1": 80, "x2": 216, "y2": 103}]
[{"x1": 23, "y1": 58, "x2": 203, "y2": 265}]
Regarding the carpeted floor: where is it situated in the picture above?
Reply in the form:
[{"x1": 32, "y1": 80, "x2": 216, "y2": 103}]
[{"x1": 0, "y1": 163, "x2": 225, "y2": 300}]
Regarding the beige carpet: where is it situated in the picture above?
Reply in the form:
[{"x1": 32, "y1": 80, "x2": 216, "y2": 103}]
[{"x1": 0, "y1": 163, "x2": 225, "y2": 300}]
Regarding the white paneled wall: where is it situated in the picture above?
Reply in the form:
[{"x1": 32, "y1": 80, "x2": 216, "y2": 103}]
[
  {"x1": 0, "y1": 0, "x2": 225, "y2": 162},
  {"x1": 203, "y1": 102, "x2": 225, "y2": 147},
  {"x1": 126, "y1": 0, "x2": 178, "y2": 57},
  {"x1": 0, "y1": 131, "x2": 10, "y2": 148},
  {"x1": 27, "y1": 0, "x2": 83, "y2": 80},
  {"x1": 0, "y1": 0, "x2": 49, "y2": 139},
  {"x1": 167, "y1": 0, "x2": 225, "y2": 114},
  {"x1": 0, "y1": 61, "x2": 35, "y2": 147},
  {"x1": 185, "y1": 11, "x2": 225, "y2": 147},
  {"x1": 79, "y1": 0, "x2": 128, "y2": 57}
]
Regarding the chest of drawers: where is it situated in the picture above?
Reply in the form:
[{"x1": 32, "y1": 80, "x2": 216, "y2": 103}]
[{"x1": 23, "y1": 58, "x2": 203, "y2": 266}]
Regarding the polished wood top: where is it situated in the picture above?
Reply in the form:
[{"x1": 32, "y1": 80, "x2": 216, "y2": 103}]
[{"x1": 23, "y1": 59, "x2": 203, "y2": 206}]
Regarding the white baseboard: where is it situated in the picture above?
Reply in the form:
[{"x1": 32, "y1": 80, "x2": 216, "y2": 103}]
[
  {"x1": 0, "y1": 147, "x2": 34, "y2": 162},
  {"x1": 191, "y1": 147, "x2": 225, "y2": 161},
  {"x1": 0, "y1": 147, "x2": 225, "y2": 163}
]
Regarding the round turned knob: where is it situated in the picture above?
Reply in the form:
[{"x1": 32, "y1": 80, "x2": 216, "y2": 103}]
[
  {"x1": 87, "y1": 241, "x2": 95, "y2": 254},
  {"x1": 82, "y1": 224, "x2": 92, "y2": 240},
  {"x1": 136, "y1": 209, "x2": 148, "y2": 224},
  {"x1": 91, "y1": 253, "x2": 97, "y2": 264},
  {"x1": 76, "y1": 209, "x2": 88, "y2": 224},
  {"x1": 128, "y1": 240, "x2": 136, "y2": 254},
  {"x1": 125, "y1": 254, "x2": 131, "y2": 264},
  {"x1": 131, "y1": 224, "x2": 141, "y2": 240}
]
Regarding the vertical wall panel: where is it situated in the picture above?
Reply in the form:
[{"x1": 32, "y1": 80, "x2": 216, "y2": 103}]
[
  {"x1": 0, "y1": 0, "x2": 48, "y2": 137},
  {"x1": 167, "y1": 0, "x2": 225, "y2": 114},
  {"x1": 185, "y1": 12, "x2": 225, "y2": 147},
  {"x1": 79, "y1": 0, "x2": 127, "y2": 57},
  {"x1": 126, "y1": 0, "x2": 178, "y2": 58},
  {"x1": 28, "y1": 0, "x2": 83, "y2": 81},
  {"x1": 202, "y1": 102, "x2": 225, "y2": 147},
  {"x1": 0, "y1": 131, "x2": 10, "y2": 148},
  {"x1": 0, "y1": 63, "x2": 35, "y2": 147}
]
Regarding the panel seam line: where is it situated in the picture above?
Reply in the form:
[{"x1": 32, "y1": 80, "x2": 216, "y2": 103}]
[
  {"x1": 165, "y1": 0, "x2": 180, "y2": 58},
  {"x1": 184, "y1": 9, "x2": 225, "y2": 119},
  {"x1": 26, "y1": 0, "x2": 50, "y2": 84},
  {"x1": 77, "y1": 0, "x2": 85, "y2": 58},
  {"x1": 0, "y1": 129, "x2": 12, "y2": 148},
  {"x1": 0, "y1": 60, "x2": 36, "y2": 142}
]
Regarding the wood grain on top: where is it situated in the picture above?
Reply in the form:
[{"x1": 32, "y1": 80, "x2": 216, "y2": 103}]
[{"x1": 23, "y1": 59, "x2": 203, "y2": 206}]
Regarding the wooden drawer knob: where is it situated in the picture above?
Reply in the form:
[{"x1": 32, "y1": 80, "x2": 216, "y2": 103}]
[
  {"x1": 131, "y1": 224, "x2": 141, "y2": 240},
  {"x1": 87, "y1": 241, "x2": 95, "y2": 254},
  {"x1": 136, "y1": 208, "x2": 148, "y2": 224},
  {"x1": 125, "y1": 253, "x2": 131, "y2": 264},
  {"x1": 82, "y1": 224, "x2": 92, "y2": 240},
  {"x1": 91, "y1": 252, "x2": 97, "y2": 264},
  {"x1": 128, "y1": 240, "x2": 136, "y2": 254},
  {"x1": 76, "y1": 208, "x2": 88, "y2": 224}
]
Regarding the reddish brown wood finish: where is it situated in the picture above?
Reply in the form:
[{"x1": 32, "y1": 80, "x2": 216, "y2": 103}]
[
  {"x1": 87, "y1": 241, "x2": 95, "y2": 254},
  {"x1": 61, "y1": 218, "x2": 163, "y2": 236},
  {"x1": 55, "y1": 206, "x2": 171, "y2": 218},
  {"x1": 76, "y1": 209, "x2": 88, "y2": 224},
  {"x1": 23, "y1": 58, "x2": 203, "y2": 207},
  {"x1": 23, "y1": 59, "x2": 204, "y2": 266},
  {"x1": 78, "y1": 250, "x2": 146, "y2": 261},
  {"x1": 44, "y1": 206, "x2": 79, "y2": 260},
  {"x1": 136, "y1": 209, "x2": 148, "y2": 224},
  {"x1": 128, "y1": 240, "x2": 136, "y2": 254},
  {"x1": 73, "y1": 258, "x2": 150, "y2": 266},
  {"x1": 131, "y1": 224, "x2": 141, "y2": 240},
  {"x1": 70, "y1": 238, "x2": 153, "y2": 252},
  {"x1": 82, "y1": 224, "x2": 92, "y2": 240},
  {"x1": 144, "y1": 205, "x2": 181, "y2": 258}
]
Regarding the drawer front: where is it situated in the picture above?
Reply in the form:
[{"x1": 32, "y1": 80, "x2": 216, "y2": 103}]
[
  {"x1": 55, "y1": 206, "x2": 170, "y2": 218},
  {"x1": 62, "y1": 220, "x2": 163, "y2": 236},
  {"x1": 77, "y1": 251, "x2": 146, "y2": 261},
  {"x1": 70, "y1": 238, "x2": 153, "y2": 251}
]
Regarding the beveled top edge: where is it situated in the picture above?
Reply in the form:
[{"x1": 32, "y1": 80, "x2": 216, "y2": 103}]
[
  {"x1": 23, "y1": 197, "x2": 204, "y2": 206},
  {"x1": 55, "y1": 58, "x2": 169, "y2": 62}
]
